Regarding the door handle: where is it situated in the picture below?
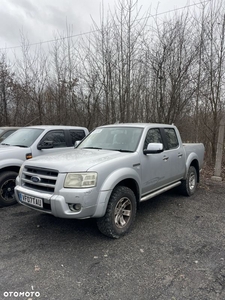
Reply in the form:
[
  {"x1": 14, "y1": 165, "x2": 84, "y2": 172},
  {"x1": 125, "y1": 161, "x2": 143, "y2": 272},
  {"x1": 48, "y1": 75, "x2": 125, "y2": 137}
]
[
  {"x1": 178, "y1": 153, "x2": 183, "y2": 158},
  {"x1": 163, "y1": 156, "x2": 169, "y2": 161}
]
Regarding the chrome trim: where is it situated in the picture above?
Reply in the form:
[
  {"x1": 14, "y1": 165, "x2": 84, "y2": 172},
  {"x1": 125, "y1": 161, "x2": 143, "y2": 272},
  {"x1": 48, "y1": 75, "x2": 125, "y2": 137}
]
[{"x1": 140, "y1": 181, "x2": 181, "y2": 202}]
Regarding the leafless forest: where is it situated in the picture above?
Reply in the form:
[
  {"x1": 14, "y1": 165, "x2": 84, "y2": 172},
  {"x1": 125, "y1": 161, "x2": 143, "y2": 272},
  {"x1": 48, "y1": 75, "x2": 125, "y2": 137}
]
[{"x1": 0, "y1": 0, "x2": 224, "y2": 166}]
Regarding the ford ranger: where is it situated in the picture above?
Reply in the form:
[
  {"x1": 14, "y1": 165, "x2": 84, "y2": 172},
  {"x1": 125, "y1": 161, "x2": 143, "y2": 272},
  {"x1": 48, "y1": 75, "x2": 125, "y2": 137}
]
[
  {"x1": 15, "y1": 123, "x2": 205, "y2": 238},
  {"x1": 0, "y1": 125, "x2": 89, "y2": 207}
]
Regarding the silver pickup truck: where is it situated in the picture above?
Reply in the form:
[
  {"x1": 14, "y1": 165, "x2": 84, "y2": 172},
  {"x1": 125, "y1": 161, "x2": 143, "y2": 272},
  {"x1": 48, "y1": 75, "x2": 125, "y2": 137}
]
[
  {"x1": 0, "y1": 125, "x2": 89, "y2": 207},
  {"x1": 15, "y1": 123, "x2": 204, "y2": 238}
]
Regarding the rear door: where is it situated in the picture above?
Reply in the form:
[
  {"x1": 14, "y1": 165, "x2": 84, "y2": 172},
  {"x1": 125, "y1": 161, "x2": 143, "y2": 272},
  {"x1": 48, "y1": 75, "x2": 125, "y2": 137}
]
[
  {"x1": 67, "y1": 129, "x2": 87, "y2": 146},
  {"x1": 141, "y1": 127, "x2": 186, "y2": 195},
  {"x1": 162, "y1": 127, "x2": 186, "y2": 182}
]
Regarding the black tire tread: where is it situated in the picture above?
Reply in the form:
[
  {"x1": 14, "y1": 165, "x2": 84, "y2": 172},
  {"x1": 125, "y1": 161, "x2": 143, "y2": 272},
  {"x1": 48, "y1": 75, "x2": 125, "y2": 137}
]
[
  {"x1": 180, "y1": 166, "x2": 197, "y2": 197},
  {"x1": 0, "y1": 171, "x2": 18, "y2": 207},
  {"x1": 97, "y1": 186, "x2": 137, "y2": 239}
]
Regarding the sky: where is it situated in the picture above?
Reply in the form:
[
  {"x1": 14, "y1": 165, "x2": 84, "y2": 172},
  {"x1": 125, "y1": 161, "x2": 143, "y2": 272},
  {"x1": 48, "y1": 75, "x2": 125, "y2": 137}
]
[{"x1": 0, "y1": 0, "x2": 206, "y2": 57}]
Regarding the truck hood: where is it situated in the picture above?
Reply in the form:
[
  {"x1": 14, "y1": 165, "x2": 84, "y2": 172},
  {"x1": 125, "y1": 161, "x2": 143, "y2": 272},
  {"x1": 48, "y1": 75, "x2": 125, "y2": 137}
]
[
  {"x1": 24, "y1": 149, "x2": 133, "y2": 172},
  {"x1": 0, "y1": 144, "x2": 28, "y2": 157}
]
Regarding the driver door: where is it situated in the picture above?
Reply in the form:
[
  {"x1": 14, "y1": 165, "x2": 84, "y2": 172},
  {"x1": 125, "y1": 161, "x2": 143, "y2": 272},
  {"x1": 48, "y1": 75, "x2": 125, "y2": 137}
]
[{"x1": 141, "y1": 128, "x2": 170, "y2": 194}]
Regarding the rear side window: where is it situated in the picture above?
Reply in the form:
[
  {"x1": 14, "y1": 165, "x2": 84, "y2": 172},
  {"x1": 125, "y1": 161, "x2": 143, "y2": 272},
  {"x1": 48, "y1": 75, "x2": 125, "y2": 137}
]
[
  {"x1": 69, "y1": 130, "x2": 86, "y2": 144},
  {"x1": 164, "y1": 128, "x2": 179, "y2": 149}
]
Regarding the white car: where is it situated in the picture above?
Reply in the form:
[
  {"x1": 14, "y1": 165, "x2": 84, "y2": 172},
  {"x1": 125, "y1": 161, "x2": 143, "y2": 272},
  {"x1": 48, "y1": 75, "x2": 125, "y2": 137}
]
[
  {"x1": 0, "y1": 127, "x2": 20, "y2": 142},
  {"x1": 0, "y1": 125, "x2": 89, "y2": 207}
]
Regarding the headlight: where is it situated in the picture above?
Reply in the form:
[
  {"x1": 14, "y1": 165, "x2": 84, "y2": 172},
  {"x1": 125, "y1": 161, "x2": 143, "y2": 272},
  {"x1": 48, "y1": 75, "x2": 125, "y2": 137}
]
[{"x1": 64, "y1": 172, "x2": 97, "y2": 188}]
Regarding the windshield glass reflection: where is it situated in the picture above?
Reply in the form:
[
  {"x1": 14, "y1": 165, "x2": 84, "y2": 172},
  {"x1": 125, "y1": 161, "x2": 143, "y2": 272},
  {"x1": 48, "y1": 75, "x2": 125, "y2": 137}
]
[
  {"x1": 1, "y1": 128, "x2": 44, "y2": 147},
  {"x1": 78, "y1": 127, "x2": 143, "y2": 152}
]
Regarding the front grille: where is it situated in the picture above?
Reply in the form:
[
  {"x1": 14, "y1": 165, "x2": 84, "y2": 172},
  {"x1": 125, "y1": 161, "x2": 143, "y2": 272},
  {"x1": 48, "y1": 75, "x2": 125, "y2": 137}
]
[{"x1": 22, "y1": 166, "x2": 58, "y2": 193}]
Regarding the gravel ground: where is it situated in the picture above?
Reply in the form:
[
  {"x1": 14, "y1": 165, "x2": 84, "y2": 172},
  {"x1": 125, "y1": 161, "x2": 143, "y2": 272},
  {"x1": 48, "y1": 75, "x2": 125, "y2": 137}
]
[{"x1": 1, "y1": 178, "x2": 225, "y2": 300}]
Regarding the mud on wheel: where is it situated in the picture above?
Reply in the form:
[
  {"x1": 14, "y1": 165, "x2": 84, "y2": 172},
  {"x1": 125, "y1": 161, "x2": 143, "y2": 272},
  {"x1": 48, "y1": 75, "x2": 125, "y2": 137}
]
[
  {"x1": 0, "y1": 171, "x2": 18, "y2": 207},
  {"x1": 97, "y1": 185, "x2": 137, "y2": 239}
]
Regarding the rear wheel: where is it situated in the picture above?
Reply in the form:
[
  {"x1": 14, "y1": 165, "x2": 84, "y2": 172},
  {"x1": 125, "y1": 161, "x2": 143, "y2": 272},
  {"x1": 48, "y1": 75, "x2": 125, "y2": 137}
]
[
  {"x1": 0, "y1": 171, "x2": 18, "y2": 207},
  {"x1": 97, "y1": 186, "x2": 137, "y2": 239},
  {"x1": 180, "y1": 166, "x2": 197, "y2": 196}
]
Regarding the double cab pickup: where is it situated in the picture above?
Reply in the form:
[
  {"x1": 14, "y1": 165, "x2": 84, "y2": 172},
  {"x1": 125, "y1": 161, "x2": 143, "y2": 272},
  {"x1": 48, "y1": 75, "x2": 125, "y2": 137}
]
[
  {"x1": 15, "y1": 123, "x2": 205, "y2": 238},
  {"x1": 0, "y1": 125, "x2": 88, "y2": 207}
]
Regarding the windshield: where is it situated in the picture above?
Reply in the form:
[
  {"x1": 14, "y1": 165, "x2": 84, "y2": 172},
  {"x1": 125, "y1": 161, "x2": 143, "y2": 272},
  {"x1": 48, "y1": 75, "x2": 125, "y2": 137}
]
[
  {"x1": 1, "y1": 128, "x2": 44, "y2": 147},
  {"x1": 78, "y1": 127, "x2": 143, "y2": 152}
]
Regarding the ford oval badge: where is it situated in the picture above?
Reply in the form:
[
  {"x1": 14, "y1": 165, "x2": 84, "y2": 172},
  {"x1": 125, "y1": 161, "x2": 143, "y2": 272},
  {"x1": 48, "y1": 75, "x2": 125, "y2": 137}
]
[{"x1": 31, "y1": 176, "x2": 41, "y2": 183}]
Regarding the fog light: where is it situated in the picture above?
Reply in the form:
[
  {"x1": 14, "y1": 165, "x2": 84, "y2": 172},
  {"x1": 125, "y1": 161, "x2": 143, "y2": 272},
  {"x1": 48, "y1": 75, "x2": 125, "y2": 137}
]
[{"x1": 68, "y1": 203, "x2": 81, "y2": 212}]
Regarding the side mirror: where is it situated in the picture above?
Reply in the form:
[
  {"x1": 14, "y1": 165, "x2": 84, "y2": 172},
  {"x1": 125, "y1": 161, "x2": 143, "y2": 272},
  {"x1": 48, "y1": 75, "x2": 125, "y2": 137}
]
[
  {"x1": 143, "y1": 143, "x2": 164, "y2": 155},
  {"x1": 74, "y1": 140, "x2": 81, "y2": 148},
  {"x1": 37, "y1": 140, "x2": 54, "y2": 150}
]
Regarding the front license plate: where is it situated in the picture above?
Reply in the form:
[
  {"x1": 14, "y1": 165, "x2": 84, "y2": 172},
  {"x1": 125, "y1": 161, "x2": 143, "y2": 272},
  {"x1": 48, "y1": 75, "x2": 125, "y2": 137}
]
[{"x1": 19, "y1": 193, "x2": 43, "y2": 208}]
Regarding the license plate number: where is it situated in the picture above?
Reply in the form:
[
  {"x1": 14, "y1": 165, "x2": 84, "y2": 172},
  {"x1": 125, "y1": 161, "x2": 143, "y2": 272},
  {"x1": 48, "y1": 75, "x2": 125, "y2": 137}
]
[{"x1": 19, "y1": 193, "x2": 43, "y2": 208}]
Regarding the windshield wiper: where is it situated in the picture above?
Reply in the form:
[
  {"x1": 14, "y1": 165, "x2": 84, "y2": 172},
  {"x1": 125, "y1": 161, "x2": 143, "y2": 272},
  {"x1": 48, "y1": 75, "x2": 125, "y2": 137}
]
[
  {"x1": 82, "y1": 147, "x2": 103, "y2": 150},
  {"x1": 0, "y1": 143, "x2": 28, "y2": 147},
  {"x1": 13, "y1": 145, "x2": 28, "y2": 148},
  {"x1": 113, "y1": 149, "x2": 133, "y2": 153}
]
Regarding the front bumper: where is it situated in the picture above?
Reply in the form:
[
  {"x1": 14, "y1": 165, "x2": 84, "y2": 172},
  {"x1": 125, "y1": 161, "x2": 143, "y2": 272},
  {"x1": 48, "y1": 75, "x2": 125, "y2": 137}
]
[{"x1": 14, "y1": 185, "x2": 111, "y2": 219}]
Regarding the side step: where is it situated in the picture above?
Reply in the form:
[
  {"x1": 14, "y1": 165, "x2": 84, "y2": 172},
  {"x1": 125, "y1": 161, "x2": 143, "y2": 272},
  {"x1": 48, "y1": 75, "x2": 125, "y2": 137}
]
[{"x1": 140, "y1": 181, "x2": 181, "y2": 202}]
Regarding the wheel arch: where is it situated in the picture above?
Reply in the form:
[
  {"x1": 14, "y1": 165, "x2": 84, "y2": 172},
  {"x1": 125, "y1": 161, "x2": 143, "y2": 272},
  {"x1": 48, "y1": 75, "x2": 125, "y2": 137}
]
[
  {"x1": 93, "y1": 169, "x2": 141, "y2": 218},
  {"x1": 186, "y1": 154, "x2": 200, "y2": 183},
  {"x1": 0, "y1": 166, "x2": 20, "y2": 174},
  {"x1": 115, "y1": 178, "x2": 140, "y2": 205},
  {"x1": 189, "y1": 159, "x2": 200, "y2": 182}
]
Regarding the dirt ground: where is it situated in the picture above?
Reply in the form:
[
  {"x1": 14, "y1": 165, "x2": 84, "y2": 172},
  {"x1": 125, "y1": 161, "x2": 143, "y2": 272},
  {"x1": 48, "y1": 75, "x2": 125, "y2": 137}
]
[{"x1": 1, "y1": 173, "x2": 225, "y2": 300}]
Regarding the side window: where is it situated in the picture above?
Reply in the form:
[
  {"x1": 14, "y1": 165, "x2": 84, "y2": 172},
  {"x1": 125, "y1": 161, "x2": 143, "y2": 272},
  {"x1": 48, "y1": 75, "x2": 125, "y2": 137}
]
[
  {"x1": 164, "y1": 128, "x2": 179, "y2": 149},
  {"x1": 69, "y1": 130, "x2": 86, "y2": 144},
  {"x1": 41, "y1": 131, "x2": 67, "y2": 148},
  {"x1": 144, "y1": 128, "x2": 162, "y2": 149}
]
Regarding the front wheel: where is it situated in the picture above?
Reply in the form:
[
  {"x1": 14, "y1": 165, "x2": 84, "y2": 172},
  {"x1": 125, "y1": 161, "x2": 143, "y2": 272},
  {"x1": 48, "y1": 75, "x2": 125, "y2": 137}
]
[
  {"x1": 0, "y1": 171, "x2": 18, "y2": 207},
  {"x1": 180, "y1": 166, "x2": 197, "y2": 196},
  {"x1": 97, "y1": 186, "x2": 137, "y2": 239}
]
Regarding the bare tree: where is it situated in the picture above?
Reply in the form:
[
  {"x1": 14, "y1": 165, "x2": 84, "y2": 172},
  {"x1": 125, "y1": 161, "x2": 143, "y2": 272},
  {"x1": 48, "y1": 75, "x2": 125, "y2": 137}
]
[
  {"x1": 0, "y1": 0, "x2": 225, "y2": 169},
  {"x1": 0, "y1": 54, "x2": 15, "y2": 125},
  {"x1": 195, "y1": 0, "x2": 225, "y2": 162},
  {"x1": 15, "y1": 35, "x2": 49, "y2": 125},
  {"x1": 146, "y1": 11, "x2": 198, "y2": 124}
]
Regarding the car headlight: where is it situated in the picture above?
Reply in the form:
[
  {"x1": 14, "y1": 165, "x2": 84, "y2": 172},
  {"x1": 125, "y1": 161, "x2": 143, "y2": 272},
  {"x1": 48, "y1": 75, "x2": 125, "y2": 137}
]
[{"x1": 64, "y1": 172, "x2": 97, "y2": 188}]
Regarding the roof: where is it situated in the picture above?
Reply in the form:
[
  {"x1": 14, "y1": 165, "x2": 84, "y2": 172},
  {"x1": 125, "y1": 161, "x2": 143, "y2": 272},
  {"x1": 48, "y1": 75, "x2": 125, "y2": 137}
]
[
  {"x1": 0, "y1": 126, "x2": 21, "y2": 130},
  {"x1": 98, "y1": 123, "x2": 175, "y2": 129},
  {"x1": 22, "y1": 125, "x2": 88, "y2": 130}
]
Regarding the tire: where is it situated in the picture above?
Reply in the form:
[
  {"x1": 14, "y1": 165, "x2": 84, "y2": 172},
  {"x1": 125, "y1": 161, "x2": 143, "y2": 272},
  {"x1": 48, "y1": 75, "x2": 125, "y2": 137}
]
[
  {"x1": 0, "y1": 171, "x2": 18, "y2": 207},
  {"x1": 97, "y1": 186, "x2": 137, "y2": 239},
  {"x1": 180, "y1": 166, "x2": 197, "y2": 196}
]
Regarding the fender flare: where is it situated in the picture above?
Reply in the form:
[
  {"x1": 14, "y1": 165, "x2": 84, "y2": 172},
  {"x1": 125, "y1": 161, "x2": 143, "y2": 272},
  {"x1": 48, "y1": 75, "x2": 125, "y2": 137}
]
[
  {"x1": 0, "y1": 158, "x2": 24, "y2": 171},
  {"x1": 185, "y1": 153, "x2": 199, "y2": 179},
  {"x1": 93, "y1": 167, "x2": 141, "y2": 218},
  {"x1": 101, "y1": 167, "x2": 141, "y2": 192}
]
